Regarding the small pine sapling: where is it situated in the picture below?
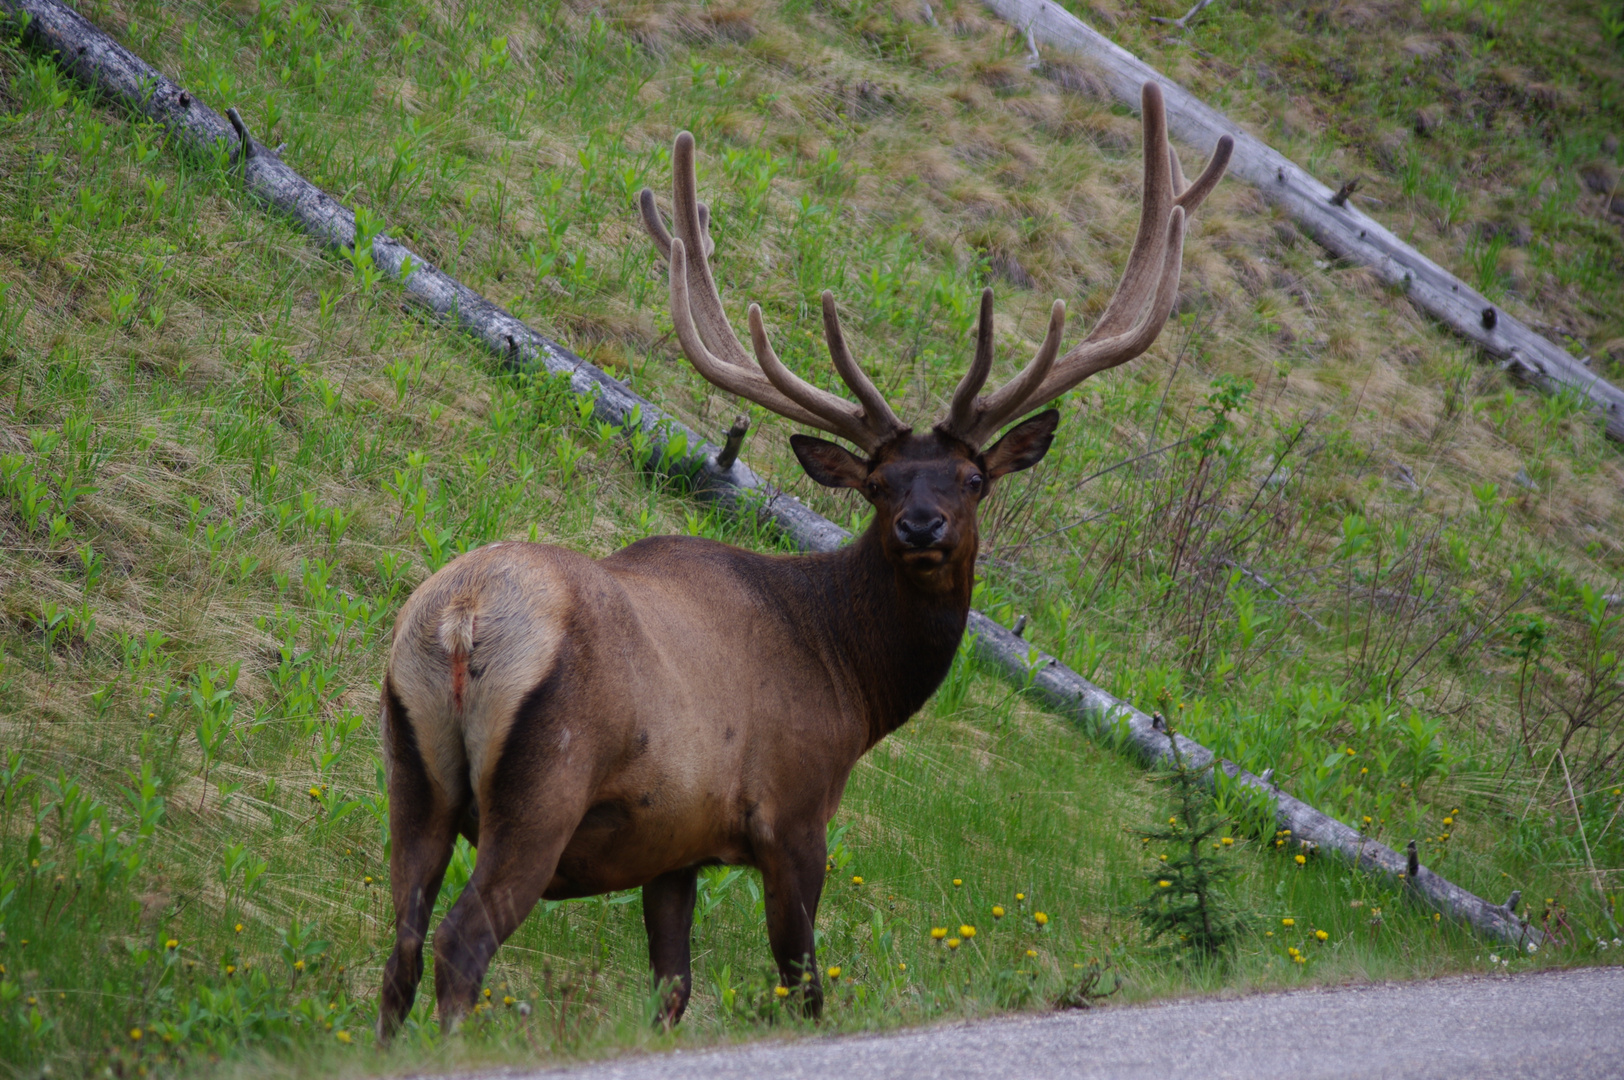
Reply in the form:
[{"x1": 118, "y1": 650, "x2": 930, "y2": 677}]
[{"x1": 1134, "y1": 715, "x2": 1244, "y2": 959}]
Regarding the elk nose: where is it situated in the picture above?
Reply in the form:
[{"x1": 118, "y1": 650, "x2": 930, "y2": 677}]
[{"x1": 895, "y1": 514, "x2": 946, "y2": 549}]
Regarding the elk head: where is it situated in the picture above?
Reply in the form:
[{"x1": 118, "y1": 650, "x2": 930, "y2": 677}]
[{"x1": 639, "y1": 83, "x2": 1232, "y2": 590}]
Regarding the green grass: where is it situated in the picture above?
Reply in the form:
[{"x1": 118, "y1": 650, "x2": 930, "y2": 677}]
[{"x1": 0, "y1": 0, "x2": 1622, "y2": 1076}]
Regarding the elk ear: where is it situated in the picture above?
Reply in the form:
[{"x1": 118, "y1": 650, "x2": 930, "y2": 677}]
[
  {"x1": 790, "y1": 433, "x2": 868, "y2": 489},
  {"x1": 982, "y1": 409, "x2": 1059, "y2": 479}
]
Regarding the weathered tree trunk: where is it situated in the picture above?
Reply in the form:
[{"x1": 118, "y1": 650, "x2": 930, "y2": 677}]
[
  {"x1": 2, "y1": 0, "x2": 1537, "y2": 947},
  {"x1": 0, "y1": 0, "x2": 847, "y2": 554},
  {"x1": 983, "y1": 0, "x2": 1624, "y2": 442}
]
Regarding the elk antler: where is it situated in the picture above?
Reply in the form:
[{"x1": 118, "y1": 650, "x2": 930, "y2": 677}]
[
  {"x1": 640, "y1": 132, "x2": 909, "y2": 456},
  {"x1": 937, "y1": 83, "x2": 1233, "y2": 449}
]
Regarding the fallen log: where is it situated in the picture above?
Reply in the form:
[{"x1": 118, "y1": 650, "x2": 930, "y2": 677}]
[
  {"x1": 984, "y1": 0, "x2": 1624, "y2": 443},
  {"x1": 967, "y1": 609, "x2": 1538, "y2": 947},
  {"x1": 1, "y1": 0, "x2": 1539, "y2": 948}
]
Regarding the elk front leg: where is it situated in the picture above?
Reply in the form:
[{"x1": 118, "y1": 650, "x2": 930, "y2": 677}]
[
  {"x1": 758, "y1": 828, "x2": 827, "y2": 1017},
  {"x1": 642, "y1": 866, "x2": 698, "y2": 1026}
]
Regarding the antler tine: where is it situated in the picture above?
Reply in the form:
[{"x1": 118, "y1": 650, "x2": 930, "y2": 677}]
[
  {"x1": 1020, "y1": 205, "x2": 1186, "y2": 407},
  {"x1": 667, "y1": 132, "x2": 753, "y2": 370},
  {"x1": 639, "y1": 187, "x2": 673, "y2": 260},
  {"x1": 645, "y1": 132, "x2": 904, "y2": 454},
  {"x1": 821, "y1": 292, "x2": 907, "y2": 444},
  {"x1": 1173, "y1": 134, "x2": 1233, "y2": 215},
  {"x1": 1089, "y1": 82, "x2": 1175, "y2": 342},
  {"x1": 935, "y1": 80, "x2": 1223, "y2": 447},
  {"x1": 1169, "y1": 144, "x2": 1188, "y2": 198},
  {"x1": 747, "y1": 305, "x2": 879, "y2": 451},
  {"x1": 696, "y1": 201, "x2": 716, "y2": 258},
  {"x1": 954, "y1": 299, "x2": 1067, "y2": 447},
  {"x1": 943, "y1": 288, "x2": 997, "y2": 438},
  {"x1": 665, "y1": 237, "x2": 831, "y2": 431}
]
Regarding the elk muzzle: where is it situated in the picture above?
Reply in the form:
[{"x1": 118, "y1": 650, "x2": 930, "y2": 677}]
[{"x1": 894, "y1": 512, "x2": 947, "y2": 550}]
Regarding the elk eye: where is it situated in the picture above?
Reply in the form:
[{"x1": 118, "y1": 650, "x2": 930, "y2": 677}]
[
  {"x1": 866, "y1": 479, "x2": 880, "y2": 497},
  {"x1": 966, "y1": 473, "x2": 984, "y2": 493}
]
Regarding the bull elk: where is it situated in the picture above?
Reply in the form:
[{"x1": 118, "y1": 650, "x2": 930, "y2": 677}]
[{"x1": 376, "y1": 82, "x2": 1229, "y2": 1038}]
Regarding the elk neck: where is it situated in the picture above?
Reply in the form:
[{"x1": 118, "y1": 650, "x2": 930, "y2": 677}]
[{"x1": 790, "y1": 518, "x2": 974, "y2": 748}]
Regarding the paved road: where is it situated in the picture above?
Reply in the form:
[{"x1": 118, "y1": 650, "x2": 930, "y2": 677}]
[{"x1": 529, "y1": 966, "x2": 1622, "y2": 1080}]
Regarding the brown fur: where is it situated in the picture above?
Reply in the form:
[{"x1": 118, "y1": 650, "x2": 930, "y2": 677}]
[{"x1": 376, "y1": 419, "x2": 1058, "y2": 1038}]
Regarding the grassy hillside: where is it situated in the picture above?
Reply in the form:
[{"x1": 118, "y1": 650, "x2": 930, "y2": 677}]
[{"x1": 1, "y1": 0, "x2": 1622, "y2": 1075}]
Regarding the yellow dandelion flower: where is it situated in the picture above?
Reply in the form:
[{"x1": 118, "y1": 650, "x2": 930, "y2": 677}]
[
  {"x1": 1362, "y1": 816, "x2": 1372, "y2": 825},
  {"x1": 1168, "y1": 816, "x2": 1177, "y2": 825},
  {"x1": 992, "y1": 906, "x2": 1005, "y2": 918},
  {"x1": 1026, "y1": 949, "x2": 1038, "y2": 958},
  {"x1": 1315, "y1": 930, "x2": 1329, "y2": 942},
  {"x1": 1435, "y1": 913, "x2": 1442, "y2": 922},
  {"x1": 947, "y1": 938, "x2": 962, "y2": 949},
  {"x1": 931, "y1": 927, "x2": 948, "y2": 939},
  {"x1": 294, "y1": 960, "x2": 305, "y2": 971},
  {"x1": 898, "y1": 963, "x2": 907, "y2": 971},
  {"x1": 129, "y1": 1029, "x2": 143, "y2": 1041},
  {"x1": 1158, "y1": 880, "x2": 1172, "y2": 888},
  {"x1": 1287, "y1": 947, "x2": 1299, "y2": 956},
  {"x1": 1265, "y1": 931, "x2": 1274, "y2": 937},
  {"x1": 308, "y1": 787, "x2": 321, "y2": 799},
  {"x1": 1034, "y1": 912, "x2": 1049, "y2": 926},
  {"x1": 1345, "y1": 747, "x2": 1355, "y2": 756},
  {"x1": 1443, "y1": 817, "x2": 1453, "y2": 826},
  {"x1": 234, "y1": 923, "x2": 243, "y2": 933},
  {"x1": 952, "y1": 878, "x2": 963, "y2": 887},
  {"x1": 802, "y1": 971, "x2": 813, "y2": 982},
  {"x1": 1221, "y1": 837, "x2": 1233, "y2": 846},
  {"x1": 225, "y1": 965, "x2": 236, "y2": 975},
  {"x1": 503, "y1": 995, "x2": 515, "y2": 1005},
  {"x1": 851, "y1": 876, "x2": 864, "y2": 885},
  {"x1": 364, "y1": 876, "x2": 374, "y2": 885},
  {"x1": 1293, "y1": 954, "x2": 1306, "y2": 964},
  {"x1": 483, "y1": 988, "x2": 492, "y2": 998},
  {"x1": 335, "y1": 1031, "x2": 352, "y2": 1044},
  {"x1": 1015, "y1": 892, "x2": 1025, "y2": 901},
  {"x1": 960, "y1": 925, "x2": 976, "y2": 938},
  {"x1": 165, "y1": 939, "x2": 178, "y2": 949},
  {"x1": 1159, "y1": 854, "x2": 1168, "y2": 862},
  {"x1": 1295, "y1": 854, "x2": 1306, "y2": 865},
  {"x1": 827, "y1": 966, "x2": 841, "y2": 979},
  {"x1": 1282, "y1": 918, "x2": 1295, "y2": 927},
  {"x1": 774, "y1": 986, "x2": 790, "y2": 998}
]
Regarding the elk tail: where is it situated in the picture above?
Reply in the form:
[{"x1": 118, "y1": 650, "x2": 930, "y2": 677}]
[{"x1": 438, "y1": 595, "x2": 479, "y2": 715}]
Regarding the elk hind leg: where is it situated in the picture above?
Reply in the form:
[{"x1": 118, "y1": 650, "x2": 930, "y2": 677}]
[
  {"x1": 378, "y1": 693, "x2": 461, "y2": 1042},
  {"x1": 642, "y1": 866, "x2": 699, "y2": 1026},
  {"x1": 431, "y1": 808, "x2": 580, "y2": 1027}
]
